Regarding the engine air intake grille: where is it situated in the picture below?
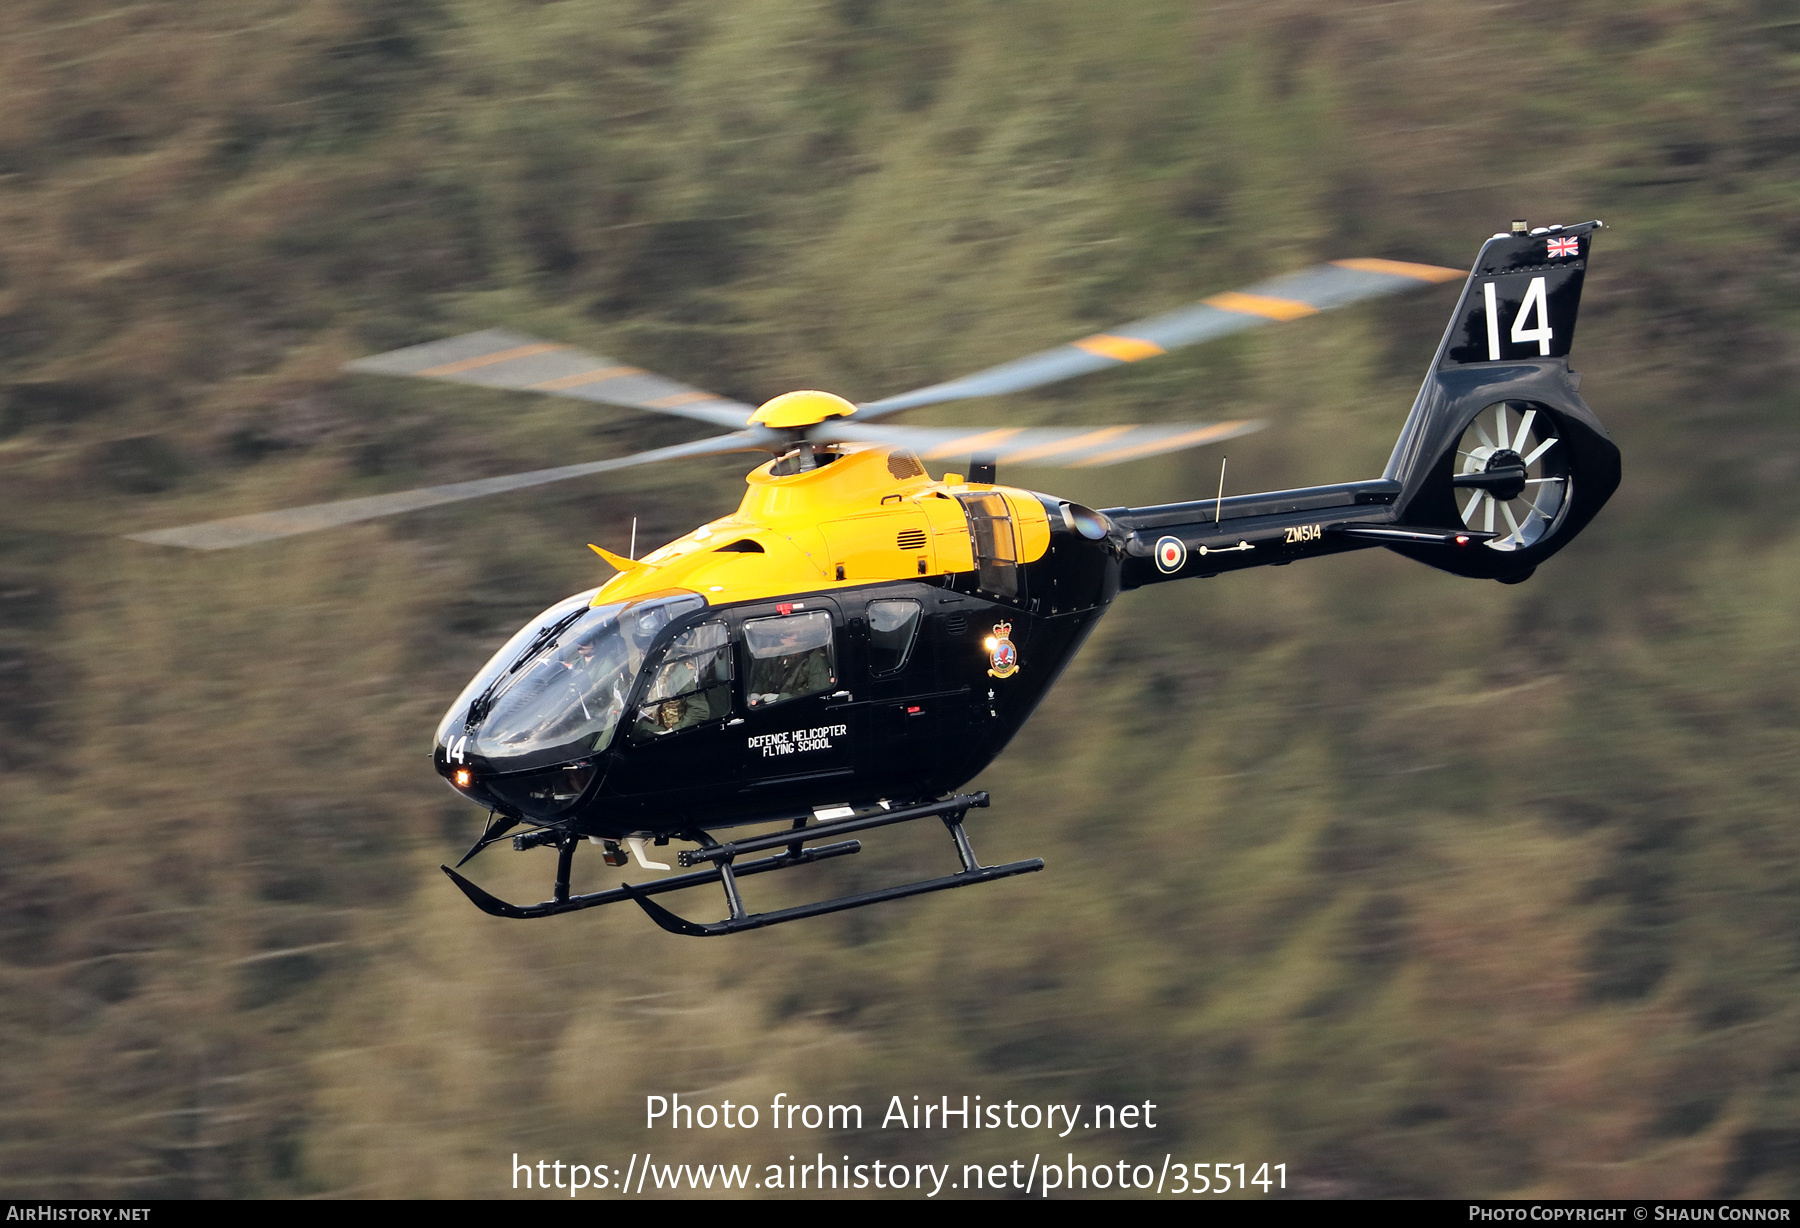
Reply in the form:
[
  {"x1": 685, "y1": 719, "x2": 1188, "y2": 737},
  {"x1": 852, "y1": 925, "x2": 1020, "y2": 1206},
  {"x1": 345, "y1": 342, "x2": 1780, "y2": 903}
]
[
  {"x1": 896, "y1": 528, "x2": 927, "y2": 550},
  {"x1": 887, "y1": 450, "x2": 925, "y2": 480}
]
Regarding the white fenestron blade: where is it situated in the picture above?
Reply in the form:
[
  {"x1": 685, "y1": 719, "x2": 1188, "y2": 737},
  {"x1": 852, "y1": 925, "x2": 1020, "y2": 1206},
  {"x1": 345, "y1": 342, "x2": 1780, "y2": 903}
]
[
  {"x1": 1501, "y1": 501, "x2": 1524, "y2": 546},
  {"x1": 1513, "y1": 407, "x2": 1537, "y2": 452}
]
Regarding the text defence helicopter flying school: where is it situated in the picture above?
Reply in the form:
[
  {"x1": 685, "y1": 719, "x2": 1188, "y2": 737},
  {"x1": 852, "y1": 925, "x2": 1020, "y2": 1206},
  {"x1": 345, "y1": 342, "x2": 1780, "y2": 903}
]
[{"x1": 134, "y1": 220, "x2": 1619, "y2": 936}]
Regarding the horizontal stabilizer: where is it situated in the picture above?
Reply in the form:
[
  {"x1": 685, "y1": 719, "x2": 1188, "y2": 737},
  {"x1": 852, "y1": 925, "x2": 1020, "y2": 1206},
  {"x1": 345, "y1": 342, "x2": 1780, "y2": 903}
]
[{"x1": 1332, "y1": 524, "x2": 1497, "y2": 546}]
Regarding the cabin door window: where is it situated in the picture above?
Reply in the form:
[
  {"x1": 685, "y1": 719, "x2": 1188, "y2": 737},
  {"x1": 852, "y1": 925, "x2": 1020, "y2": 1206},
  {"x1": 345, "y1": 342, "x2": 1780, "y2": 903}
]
[
  {"x1": 866, "y1": 599, "x2": 922, "y2": 676},
  {"x1": 742, "y1": 610, "x2": 837, "y2": 708},
  {"x1": 958, "y1": 493, "x2": 1019, "y2": 599},
  {"x1": 736, "y1": 603, "x2": 856, "y2": 793}
]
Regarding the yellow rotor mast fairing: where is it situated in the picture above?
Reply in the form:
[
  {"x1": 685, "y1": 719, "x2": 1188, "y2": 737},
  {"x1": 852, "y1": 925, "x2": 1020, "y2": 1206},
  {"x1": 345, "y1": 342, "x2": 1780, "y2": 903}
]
[{"x1": 747, "y1": 390, "x2": 857, "y2": 430}]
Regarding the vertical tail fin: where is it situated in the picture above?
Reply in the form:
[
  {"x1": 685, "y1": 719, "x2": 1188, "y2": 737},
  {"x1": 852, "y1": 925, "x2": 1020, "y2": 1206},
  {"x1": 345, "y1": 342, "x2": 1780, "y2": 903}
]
[{"x1": 1383, "y1": 221, "x2": 1620, "y2": 581}]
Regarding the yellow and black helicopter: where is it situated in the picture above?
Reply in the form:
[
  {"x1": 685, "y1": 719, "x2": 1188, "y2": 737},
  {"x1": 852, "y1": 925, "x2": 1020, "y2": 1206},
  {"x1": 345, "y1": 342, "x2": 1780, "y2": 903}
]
[{"x1": 134, "y1": 220, "x2": 1618, "y2": 936}]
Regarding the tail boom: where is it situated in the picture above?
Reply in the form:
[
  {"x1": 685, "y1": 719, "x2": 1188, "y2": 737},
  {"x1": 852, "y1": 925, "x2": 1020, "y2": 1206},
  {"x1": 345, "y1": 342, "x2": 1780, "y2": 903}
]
[{"x1": 1108, "y1": 221, "x2": 1619, "y2": 588}]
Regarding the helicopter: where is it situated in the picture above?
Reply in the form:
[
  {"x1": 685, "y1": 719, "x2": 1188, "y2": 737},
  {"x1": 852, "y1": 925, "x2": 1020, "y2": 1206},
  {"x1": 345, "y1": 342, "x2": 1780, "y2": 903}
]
[{"x1": 132, "y1": 219, "x2": 1619, "y2": 936}]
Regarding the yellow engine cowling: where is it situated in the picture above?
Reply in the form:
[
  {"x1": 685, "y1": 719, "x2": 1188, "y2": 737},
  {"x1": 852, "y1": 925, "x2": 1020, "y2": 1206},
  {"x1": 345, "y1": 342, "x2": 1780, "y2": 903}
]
[{"x1": 591, "y1": 444, "x2": 1050, "y2": 606}]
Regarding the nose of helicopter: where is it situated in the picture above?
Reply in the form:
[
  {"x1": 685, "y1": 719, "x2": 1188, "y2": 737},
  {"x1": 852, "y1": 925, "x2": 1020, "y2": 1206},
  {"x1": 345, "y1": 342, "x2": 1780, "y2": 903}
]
[
  {"x1": 431, "y1": 588, "x2": 706, "y2": 819},
  {"x1": 436, "y1": 719, "x2": 603, "y2": 819}
]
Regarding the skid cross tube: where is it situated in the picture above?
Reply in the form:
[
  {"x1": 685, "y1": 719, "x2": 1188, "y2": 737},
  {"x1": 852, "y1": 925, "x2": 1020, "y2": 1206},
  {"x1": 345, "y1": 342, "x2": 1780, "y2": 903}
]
[
  {"x1": 439, "y1": 791, "x2": 1041, "y2": 932},
  {"x1": 623, "y1": 857, "x2": 1043, "y2": 937},
  {"x1": 441, "y1": 840, "x2": 862, "y2": 920},
  {"x1": 676, "y1": 793, "x2": 991, "y2": 866},
  {"x1": 625, "y1": 793, "x2": 1042, "y2": 937},
  {"x1": 553, "y1": 836, "x2": 577, "y2": 904}
]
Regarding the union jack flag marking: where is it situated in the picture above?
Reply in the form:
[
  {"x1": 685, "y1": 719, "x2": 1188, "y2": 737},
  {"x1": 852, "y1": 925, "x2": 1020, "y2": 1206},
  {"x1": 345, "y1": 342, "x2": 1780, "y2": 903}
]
[{"x1": 1546, "y1": 236, "x2": 1580, "y2": 259}]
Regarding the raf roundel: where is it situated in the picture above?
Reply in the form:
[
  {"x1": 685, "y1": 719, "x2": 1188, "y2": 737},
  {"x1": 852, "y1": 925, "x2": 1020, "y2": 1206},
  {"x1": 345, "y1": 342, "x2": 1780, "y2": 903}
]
[{"x1": 1155, "y1": 535, "x2": 1187, "y2": 574}]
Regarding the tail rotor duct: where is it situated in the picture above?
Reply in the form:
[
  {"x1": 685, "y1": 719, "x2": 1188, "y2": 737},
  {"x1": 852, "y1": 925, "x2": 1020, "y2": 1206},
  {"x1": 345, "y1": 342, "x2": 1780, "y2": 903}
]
[{"x1": 1452, "y1": 401, "x2": 1571, "y2": 552}]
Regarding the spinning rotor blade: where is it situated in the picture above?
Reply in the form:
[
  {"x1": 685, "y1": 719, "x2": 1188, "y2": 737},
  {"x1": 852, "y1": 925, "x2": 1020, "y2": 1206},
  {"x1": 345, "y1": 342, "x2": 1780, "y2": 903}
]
[
  {"x1": 818, "y1": 418, "x2": 1265, "y2": 467},
  {"x1": 344, "y1": 328, "x2": 755, "y2": 430},
  {"x1": 856, "y1": 259, "x2": 1463, "y2": 418},
  {"x1": 126, "y1": 432, "x2": 760, "y2": 550}
]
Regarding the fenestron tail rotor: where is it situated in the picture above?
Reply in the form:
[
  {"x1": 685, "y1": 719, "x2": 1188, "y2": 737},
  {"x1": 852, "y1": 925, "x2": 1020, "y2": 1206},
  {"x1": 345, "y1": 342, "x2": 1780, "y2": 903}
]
[
  {"x1": 1451, "y1": 401, "x2": 1571, "y2": 552},
  {"x1": 125, "y1": 254, "x2": 1463, "y2": 550}
]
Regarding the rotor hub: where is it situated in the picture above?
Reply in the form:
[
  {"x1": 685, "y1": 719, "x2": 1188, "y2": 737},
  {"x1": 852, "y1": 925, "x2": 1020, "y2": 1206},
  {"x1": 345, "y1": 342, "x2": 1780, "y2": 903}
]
[
  {"x1": 1480, "y1": 448, "x2": 1528, "y2": 501},
  {"x1": 748, "y1": 390, "x2": 857, "y2": 429}
]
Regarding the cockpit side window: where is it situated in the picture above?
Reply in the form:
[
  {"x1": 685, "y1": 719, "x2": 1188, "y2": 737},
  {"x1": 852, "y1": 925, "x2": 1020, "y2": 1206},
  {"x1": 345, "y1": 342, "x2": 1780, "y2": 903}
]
[
  {"x1": 631, "y1": 621, "x2": 732, "y2": 740},
  {"x1": 867, "y1": 599, "x2": 922, "y2": 676},
  {"x1": 743, "y1": 611, "x2": 836, "y2": 708},
  {"x1": 625, "y1": 594, "x2": 705, "y2": 651}
]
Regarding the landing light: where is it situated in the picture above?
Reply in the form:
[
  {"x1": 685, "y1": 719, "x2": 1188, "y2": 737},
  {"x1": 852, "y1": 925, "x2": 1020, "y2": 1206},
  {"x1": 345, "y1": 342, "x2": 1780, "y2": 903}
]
[
  {"x1": 453, "y1": 767, "x2": 473, "y2": 788},
  {"x1": 984, "y1": 636, "x2": 998, "y2": 651}
]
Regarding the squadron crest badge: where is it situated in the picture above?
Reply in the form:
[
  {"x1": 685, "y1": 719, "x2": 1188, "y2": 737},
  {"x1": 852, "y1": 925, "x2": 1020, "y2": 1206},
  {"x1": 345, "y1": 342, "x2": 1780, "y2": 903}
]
[{"x1": 985, "y1": 621, "x2": 1019, "y2": 679}]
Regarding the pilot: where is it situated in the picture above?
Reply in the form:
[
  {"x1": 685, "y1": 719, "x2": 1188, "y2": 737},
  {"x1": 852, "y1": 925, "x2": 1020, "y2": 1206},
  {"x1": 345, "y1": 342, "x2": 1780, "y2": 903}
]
[
  {"x1": 554, "y1": 636, "x2": 627, "y2": 735},
  {"x1": 649, "y1": 695, "x2": 693, "y2": 733},
  {"x1": 750, "y1": 620, "x2": 834, "y2": 707},
  {"x1": 632, "y1": 650, "x2": 726, "y2": 737},
  {"x1": 551, "y1": 637, "x2": 590, "y2": 676},
  {"x1": 635, "y1": 692, "x2": 706, "y2": 737}
]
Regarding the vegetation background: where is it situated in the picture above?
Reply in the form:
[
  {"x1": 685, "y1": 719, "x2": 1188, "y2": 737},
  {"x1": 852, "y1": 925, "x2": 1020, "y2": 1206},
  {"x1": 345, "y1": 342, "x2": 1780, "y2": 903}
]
[{"x1": 1, "y1": 0, "x2": 1796, "y2": 1199}]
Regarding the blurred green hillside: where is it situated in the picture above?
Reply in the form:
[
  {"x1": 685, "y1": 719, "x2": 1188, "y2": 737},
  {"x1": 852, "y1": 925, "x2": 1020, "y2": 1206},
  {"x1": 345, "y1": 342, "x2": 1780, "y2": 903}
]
[{"x1": 2, "y1": 0, "x2": 1798, "y2": 1199}]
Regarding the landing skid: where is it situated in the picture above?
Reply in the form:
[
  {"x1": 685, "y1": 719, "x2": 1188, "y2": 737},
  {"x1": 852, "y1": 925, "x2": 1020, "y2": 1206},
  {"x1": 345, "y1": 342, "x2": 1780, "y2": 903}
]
[{"x1": 439, "y1": 792, "x2": 1042, "y2": 935}]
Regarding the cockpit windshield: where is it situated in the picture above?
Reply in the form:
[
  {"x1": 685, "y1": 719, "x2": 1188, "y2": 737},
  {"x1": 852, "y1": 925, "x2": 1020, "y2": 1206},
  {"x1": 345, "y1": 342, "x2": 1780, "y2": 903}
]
[{"x1": 436, "y1": 590, "x2": 704, "y2": 772}]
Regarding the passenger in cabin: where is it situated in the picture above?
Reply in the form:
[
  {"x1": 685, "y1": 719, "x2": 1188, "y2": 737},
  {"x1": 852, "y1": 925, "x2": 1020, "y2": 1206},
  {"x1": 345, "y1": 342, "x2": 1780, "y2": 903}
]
[{"x1": 747, "y1": 614, "x2": 835, "y2": 707}]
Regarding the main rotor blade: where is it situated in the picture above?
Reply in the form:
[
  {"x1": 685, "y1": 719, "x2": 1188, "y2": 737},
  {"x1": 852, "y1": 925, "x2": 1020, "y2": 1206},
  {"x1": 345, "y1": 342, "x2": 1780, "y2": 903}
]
[
  {"x1": 126, "y1": 432, "x2": 761, "y2": 550},
  {"x1": 855, "y1": 258, "x2": 1463, "y2": 419},
  {"x1": 344, "y1": 328, "x2": 755, "y2": 430},
  {"x1": 818, "y1": 419, "x2": 1264, "y2": 467}
]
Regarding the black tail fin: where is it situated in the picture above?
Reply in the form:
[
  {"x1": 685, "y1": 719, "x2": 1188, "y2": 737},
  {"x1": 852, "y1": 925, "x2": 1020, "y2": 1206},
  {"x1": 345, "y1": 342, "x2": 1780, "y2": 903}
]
[{"x1": 1383, "y1": 220, "x2": 1620, "y2": 581}]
